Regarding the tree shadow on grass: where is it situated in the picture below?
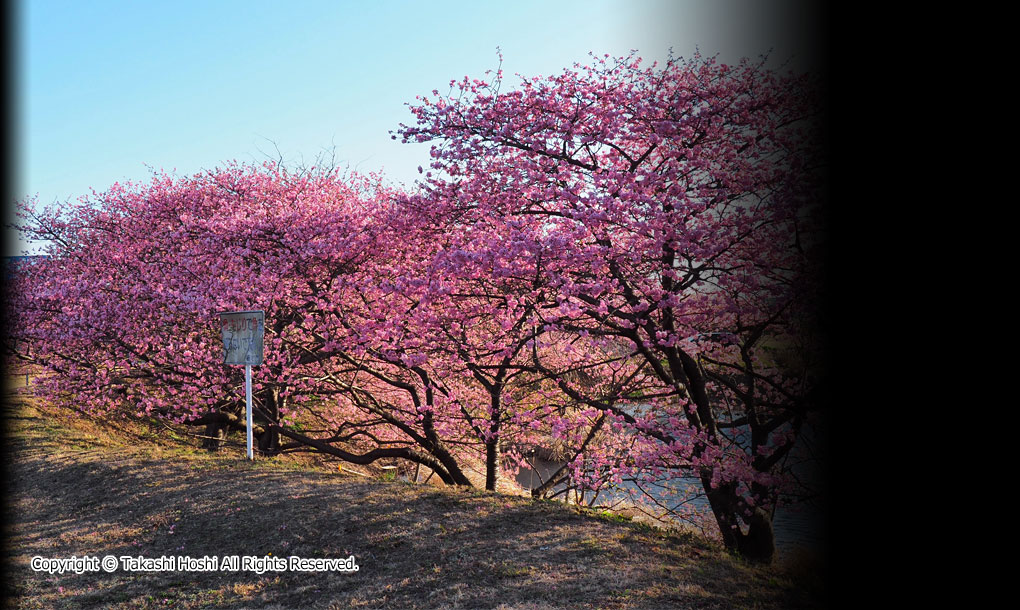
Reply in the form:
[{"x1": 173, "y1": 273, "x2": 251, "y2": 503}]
[{"x1": 8, "y1": 446, "x2": 816, "y2": 609}]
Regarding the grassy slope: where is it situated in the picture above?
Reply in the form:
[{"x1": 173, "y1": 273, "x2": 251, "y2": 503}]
[{"x1": 3, "y1": 385, "x2": 824, "y2": 609}]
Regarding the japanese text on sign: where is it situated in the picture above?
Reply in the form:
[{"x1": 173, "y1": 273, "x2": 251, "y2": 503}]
[{"x1": 219, "y1": 310, "x2": 264, "y2": 366}]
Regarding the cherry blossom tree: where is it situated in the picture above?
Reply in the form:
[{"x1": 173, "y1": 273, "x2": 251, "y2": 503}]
[
  {"x1": 397, "y1": 51, "x2": 827, "y2": 561},
  {"x1": 6, "y1": 163, "x2": 485, "y2": 483},
  {"x1": 6, "y1": 160, "x2": 607, "y2": 492}
]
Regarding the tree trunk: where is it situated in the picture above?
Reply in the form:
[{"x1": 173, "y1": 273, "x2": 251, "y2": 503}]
[
  {"x1": 257, "y1": 388, "x2": 281, "y2": 456},
  {"x1": 426, "y1": 436, "x2": 473, "y2": 486},
  {"x1": 269, "y1": 423, "x2": 463, "y2": 485},
  {"x1": 202, "y1": 420, "x2": 228, "y2": 451},
  {"x1": 485, "y1": 389, "x2": 501, "y2": 491},
  {"x1": 703, "y1": 478, "x2": 777, "y2": 563},
  {"x1": 737, "y1": 507, "x2": 776, "y2": 563},
  {"x1": 419, "y1": 411, "x2": 473, "y2": 486},
  {"x1": 485, "y1": 438, "x2": 498, "y2": 491}
]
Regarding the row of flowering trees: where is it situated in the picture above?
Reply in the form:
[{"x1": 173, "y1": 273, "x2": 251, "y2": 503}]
[{"x1": 6, "y1": 52, "x2": 825, "y2": 562}]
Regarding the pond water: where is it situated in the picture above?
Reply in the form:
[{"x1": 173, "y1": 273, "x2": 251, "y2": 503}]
[{"x1": 515, "y1": 456, "x2": 826, "y2": 556}]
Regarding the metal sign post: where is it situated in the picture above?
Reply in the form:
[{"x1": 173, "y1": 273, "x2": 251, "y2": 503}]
[
  {"x1": 245, "y1": 364, "x2": 253, "y2": 460},
  {"x1": 219, "y1": 310, "x2": 265, "y2": 461}
]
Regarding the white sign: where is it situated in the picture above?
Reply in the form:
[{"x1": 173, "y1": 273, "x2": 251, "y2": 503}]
[
  {"x1": 219, "y1": 310, "x2": 265, "y2": 366},
  {"x1": 218, "y1": 310, "x2": 265, "y2": 461}
]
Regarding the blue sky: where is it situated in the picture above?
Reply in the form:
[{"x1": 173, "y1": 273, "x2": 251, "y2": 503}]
[{"x1": 8, "y1": 0, "x2": 824, "y2": 255}]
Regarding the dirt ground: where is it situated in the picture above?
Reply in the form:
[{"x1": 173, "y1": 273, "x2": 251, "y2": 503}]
[{"x1": 2, "y1": 387, "x2": 825, "y2": 609}]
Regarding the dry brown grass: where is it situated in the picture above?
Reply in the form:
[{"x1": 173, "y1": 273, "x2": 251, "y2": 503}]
[{"x1": 3, "y1": 384, "x2": 825, "y2": 609}]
